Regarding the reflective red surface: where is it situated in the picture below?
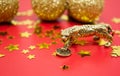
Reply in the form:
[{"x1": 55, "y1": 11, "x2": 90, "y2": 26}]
[{"x1": 0, "y1": 0, "x2": 120, "y2": 76}]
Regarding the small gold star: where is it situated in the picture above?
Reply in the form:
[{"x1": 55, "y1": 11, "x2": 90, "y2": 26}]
[
  {"x1": 78, "y1": 50, "x2": 91, "y2": 57},
  {"x1": 52, "y1": 52, "x2": 57, "y2": 56},
  {"x1": 27, "y1": 54, "x2": 35, "y2": 59},
  {"x1": 0, "y1": 54, "x2": 5, "y2": 58},
  {"x1": 29, "y1": 45, "x2": 36, "y2": 50},
  {"x1": 22, "y1": 49, "x2": 29, "y2": 54},
  {"x1": 112, "y1": 17, "x2": 120, "y2": 24},
  {"x1": 5, "y1": 44, "x2": 19, "y2": 52},
  {"x1": 97, "y1": 39, "x2": 107, "y2": 46},
  {"x1": 38, "y1": 43, "x2": 50, "y2": 49},
  {"x1": 20, "y1": 31, "x2": 32, "y2": 38},
  {"x1": 111, "y1": 46, "x2": 120, "y2": 57}
]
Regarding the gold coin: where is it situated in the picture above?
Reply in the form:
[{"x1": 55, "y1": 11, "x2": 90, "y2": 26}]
[
  {"x1": 0, "y1": 0, "x2": 19, "y2": 23},
  {"x1": 32, "y1": 0, "x2": 66, "y2": 21},
  {"x1": 67, "y1": 0, "x2": 104, "y2": 23}
]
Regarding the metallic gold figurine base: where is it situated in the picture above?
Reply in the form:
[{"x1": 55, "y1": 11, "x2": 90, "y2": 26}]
[{"x1": 56, "y1": 23, "x2": 113, "y2": 57}]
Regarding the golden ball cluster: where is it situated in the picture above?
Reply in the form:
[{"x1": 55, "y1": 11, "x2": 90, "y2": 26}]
[{"x1": 0, "y1": 0, "x2": 19, "y2": 23}]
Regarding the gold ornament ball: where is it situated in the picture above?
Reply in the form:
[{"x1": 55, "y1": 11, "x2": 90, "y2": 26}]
[
  {"x1": 0, "y1": 0, "x2": 19, "y2": 23},
  {"x1": 67, "y1": 0, "x2": 104, "y2": 23},
  {"x1": 32, "y1": 0, "x2": 66, "y2": 21}
]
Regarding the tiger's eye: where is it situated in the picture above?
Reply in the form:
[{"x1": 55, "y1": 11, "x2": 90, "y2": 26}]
[
  {"x1": 32, "y1": 0, "x2": 66, "y2": 21},
  {"x1": 0, "y1": 0, "x2": 19, "y2": 23}
]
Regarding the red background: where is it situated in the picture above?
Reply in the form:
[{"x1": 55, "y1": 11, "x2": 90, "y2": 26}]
[{"x1": 0, "y1": 0, "x2": 120, "y2": 76}]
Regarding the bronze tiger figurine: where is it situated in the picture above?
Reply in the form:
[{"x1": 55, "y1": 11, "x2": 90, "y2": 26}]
[{"x1": 56, "y1": 23, "x2": 114, "y2": 57}]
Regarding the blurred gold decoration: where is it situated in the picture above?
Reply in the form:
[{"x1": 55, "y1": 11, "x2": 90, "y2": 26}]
[
  {"x1": 29, "y1": 45, "x2": 36, "y2": 50},
  {"x1": 74, "y1": 40, "x2": 88, "y2": 46},
  {"x1": 22, "y1": 49, "x2": 30, "y2": 54},
  {"x1": 17, "y1": 10, "x2": 33, "y2": 16},
  {"x1": 0, "y1": 40, "x2": 2, "y2": 45},
  {"x1": 0, "y1": 0, "x2": 18, "y2": 22},
  {"x1": 32, "y1": 0, "x2": 66, "y2": 21},
  {"x1": 60, "y1": 15, "x2": 69, "y2": 21},
  {"x1": 97, "y1": 39, "x2": 108, "y2": 46},
  {"x1": 27, "y1": 54, "x2": 35, "y2": 59},
  {"x1": 78, "y1": 50, "x2": 91, "y2": 57},
  {"x1": 0, "y1": 54, "x2": 5, "y2": 58},
  {"x1": 111, "y1": 46, "x2": 120, "y2": 57},
  {"x1": 60, "y1": 65, "x2": 69, "y2": 70},
  {"x1": 52, "y1": 51, "x2": 57, "y2": 56},
  {"x1": 38, "y1": 43, "x2": 50, "y2": 49},
  {"x1": 20, "y1": 31, "x2": 32, "y2": 38},
  {"x1": 67, "y1": 0, "x2": 104, "y2": 23},
  {"x1": 5, "y1": 44, "x2": 19, "y2": 52},
  {"x1": 112, "y1": 18, "x2": 120, "y2": 24},
  {"x1": 0, "y1": 31, "x2": 8, "y2": 36}
]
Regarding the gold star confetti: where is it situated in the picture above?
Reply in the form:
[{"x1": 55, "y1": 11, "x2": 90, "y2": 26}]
[
  {"x1": 34, "y1": 25, "x2": 42, "y2": 35},
  {"x1": 60, "y1": 15, "x2": 69, "y2": 21},
  {"x1": 52, "y1": 51, "x2": 57, "y2": 56},
  {"x1": 74, "y1": 40, "x2": 88, "y2": 45},
  {"x1": 17, "y1": 10, "x2": 33, "y2": 16},
  {"x1": 78, "y1": 50, "x2": 91, "y2": 57},
  {"x1": 38, "y1": 43, "x2": 50, "y2": 49},
  {"x1": 114, "y1": 30, "x2": 120, "y2": 35},
  {"x1": 0, "y1": 40, "x2": 2, "y2": 45},
  {"x1": 8, "y1": 35, "x2": 14, "y2": 39},
  {"x1": 22, "y1": 49, "x2": 30, "y2": 54},
  {"x1": 60, "y1": 65, "x2": 69, "y2": 70},
  {"x1": 111, "y1": 46, "x2": 120, "y2": 57},
  {"x1": 20, "y1": 31, "x2": 32, "y2": 38},
  {"x1": 45, "y1": 30, "x2": 54, "y2": 37},
  {"x1": 0, "y1": 31, "x2": 8, "y2": 36},
  {"x1": 27, "y1": 54, "x2": 35, "y2": 59},
  {"x1": 97, "y1": 39, "x2": 108, "y2": 46},
  {"x1": 0, "y1": 54, "x2": 5, "y2": 58},
  {"x1": 29, "y1": 45, "x2": 36, "y2": 50},
  {"x1": 5, "y1": 44, "x2": 19, "y2": 52},
  {"x1": 11, "y1": 19, "x2": 34, "y2": 25},
  {"x1": 112, "y1": 17, "x2": 120, "y2": 24},
  {"x1": 53, "y1": 25, "x2": 61, "y2": 30}
]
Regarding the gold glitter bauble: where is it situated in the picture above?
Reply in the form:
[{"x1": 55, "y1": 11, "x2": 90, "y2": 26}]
[
  {"x1": 0, "y1": 0, "x2": 19, "y2": 23},
  {"x1": 67, "y1": 0, "x2": 104, "y2": 23},
  {"x1": 32, "y1": 0, "x2": 66, "y2": 21}
]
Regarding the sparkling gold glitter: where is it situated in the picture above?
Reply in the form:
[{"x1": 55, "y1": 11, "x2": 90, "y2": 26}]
[
  {"x1": 78, "y1": 50, "x2": 91, "y2": 57},
  {"x1": 67, "y1": 0, "x2": 104, "y2": 23},
  {"x1": 32, "y1": 0, "x2": 66, "y2": 21},
  {"x1": 5, "y1": 44, "x2": 19, "y2": 52},
  {"x1": 22, "y1": 49, "x2": 30, "y2": 54},
  {"x1": 27, "y1": 54, "x2": 35, "y2": 59},
  {"x1": 20, "y1": 32, "x2": 32, "y2": 38},
  {"x1": 0, "y1": 0, "x2": 19, "y2": 22},
  {"x1": 111, "y1": 46, "x2": 120, "y2": 57}
]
